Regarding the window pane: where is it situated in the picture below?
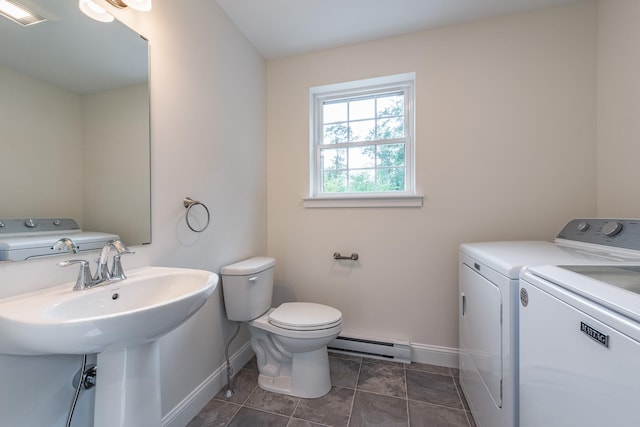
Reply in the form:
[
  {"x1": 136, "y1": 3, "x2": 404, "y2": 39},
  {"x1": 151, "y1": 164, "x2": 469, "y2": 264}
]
[
  {"x1": 349, "y1": 145, "x2": 375, "y2": 169},
  {"x1": 377, "y1": 143, "x2": 405, "y2": 167},
  {"x1": 377, "y1": 168, "x2": 405, "y2": 191},
  {"x1": 377, "y1": 94, "x2": 404, "y2": 118},
  {"x1": 320, "y1": 148, "x2": 347, "y2": 170},
  {"x1": 349, "y1": 98, "x2": 375, "y2": 121},
  {"x1": 311, "y1": 75, "x2": 414, "y2": 198},
  {"x1": 323, "y1": 123, "x2": 349, "y2": 144},
  {"x1": 349, "y1": 120, "x2": 376, "y2": 141},
  {"x1": 349, "y1": 169, "x2": 375, "y2": 192},
  {"x1": 323, "y1": 102, "x2": 347, "y2": 124},
  {"x1": 323, "y1": 171, "x2": 347, "y2": 193},
  {"x1": 376, "y1": 116, "x2": 404, "y2": 139}
]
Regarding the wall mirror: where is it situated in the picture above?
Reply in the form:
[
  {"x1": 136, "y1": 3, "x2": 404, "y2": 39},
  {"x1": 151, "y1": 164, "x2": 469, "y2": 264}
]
[{"x1": 0, "y1": 0, "x2": 150, "y2": 261}]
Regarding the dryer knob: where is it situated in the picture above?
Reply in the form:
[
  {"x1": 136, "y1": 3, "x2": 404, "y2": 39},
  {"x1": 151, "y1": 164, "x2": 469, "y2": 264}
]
[
  {"x1": 24, "y1": 219, "x2": 37, "y2": 228},
  {"x1": 602, "y1": 221, "x2": 623, "y2": 237},
  {"x1": 577, "y1": 222, "x2": 590, "y2": 232}
]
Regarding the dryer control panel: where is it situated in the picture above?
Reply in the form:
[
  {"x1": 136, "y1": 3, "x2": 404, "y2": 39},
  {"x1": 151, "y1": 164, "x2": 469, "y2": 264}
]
[{"x1": 556, "y1": 218, "x2": 640, "y2": 251}]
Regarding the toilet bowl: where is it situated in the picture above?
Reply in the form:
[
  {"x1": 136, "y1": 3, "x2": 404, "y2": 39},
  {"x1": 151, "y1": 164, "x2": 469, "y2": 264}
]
[{"x1": 220, "y1": 257, "x2": 342, "y2": 398}]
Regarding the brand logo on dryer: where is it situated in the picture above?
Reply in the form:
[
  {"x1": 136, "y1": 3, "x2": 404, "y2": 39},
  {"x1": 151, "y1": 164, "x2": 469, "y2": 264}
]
[{"x1": 580, "y1": 322, "x2": 609, "y2": 348}]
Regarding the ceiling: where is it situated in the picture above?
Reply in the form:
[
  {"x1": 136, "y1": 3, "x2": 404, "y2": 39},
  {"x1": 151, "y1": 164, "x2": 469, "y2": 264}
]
[{"x1": 216, "y1": 0, "x2": 581, "y2": 59}]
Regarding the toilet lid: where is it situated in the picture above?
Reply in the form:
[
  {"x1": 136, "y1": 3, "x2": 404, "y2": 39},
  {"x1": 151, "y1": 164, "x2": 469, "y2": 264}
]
[{"x1": 269, "y1": 302, "x2": 342, "y2": 330}]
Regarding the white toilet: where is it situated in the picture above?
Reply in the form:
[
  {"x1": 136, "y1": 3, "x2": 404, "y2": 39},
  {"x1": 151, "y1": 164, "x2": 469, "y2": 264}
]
[{"x1": 220, "y1": 257, "x2": 342, "y2": 398}]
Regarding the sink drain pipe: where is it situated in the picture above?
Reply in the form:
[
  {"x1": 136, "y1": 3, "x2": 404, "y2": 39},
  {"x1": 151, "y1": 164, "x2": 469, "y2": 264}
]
[
  {"x1": 66, "y1": 354, "x2": 87, "y2": 427},
  {"x1": 67, "y1": 354, "x2": 96, "y2": 427},
  {"x1": 223, "y1": 321, "x2": 241, "y2": 398}
]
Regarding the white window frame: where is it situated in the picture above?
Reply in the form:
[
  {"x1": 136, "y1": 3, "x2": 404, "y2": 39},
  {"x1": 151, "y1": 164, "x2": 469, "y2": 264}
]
[{"x1": 304, "y1": 73, "x2": 422, "y2": 208}]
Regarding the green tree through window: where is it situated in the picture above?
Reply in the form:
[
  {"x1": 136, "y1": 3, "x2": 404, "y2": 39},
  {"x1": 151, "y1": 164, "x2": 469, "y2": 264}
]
[{"x1": 321, "y1": 94, "x2": 405, "y2": 193}]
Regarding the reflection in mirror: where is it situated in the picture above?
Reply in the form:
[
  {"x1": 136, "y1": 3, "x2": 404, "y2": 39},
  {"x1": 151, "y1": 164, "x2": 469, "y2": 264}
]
[{"x1": 0, "y1": 0, "x2": 150, "y2": 261}]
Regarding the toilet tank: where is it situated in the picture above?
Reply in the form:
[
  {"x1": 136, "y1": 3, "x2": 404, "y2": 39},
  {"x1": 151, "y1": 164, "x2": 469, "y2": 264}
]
[{"x1": 220, "y1": 257, "x2": 275, "y2": 321}]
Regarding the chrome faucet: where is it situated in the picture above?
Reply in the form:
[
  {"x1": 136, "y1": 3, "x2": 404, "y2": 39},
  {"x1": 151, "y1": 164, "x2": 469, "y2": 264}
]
[
  {"x1": 52, "y1": 237, "x2": 79, "y2": 254},
  {"x1": 94, "y1": 239, "x2": 134, "y2": 282},
  {"x1": 58, "y1": 239, "x2": 135, "y2": 290}
]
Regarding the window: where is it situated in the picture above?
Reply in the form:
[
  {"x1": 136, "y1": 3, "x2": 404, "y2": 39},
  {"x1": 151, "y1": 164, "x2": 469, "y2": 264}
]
[{"x1": 306, "y1": 73, "x2": 421, "y2": 208}]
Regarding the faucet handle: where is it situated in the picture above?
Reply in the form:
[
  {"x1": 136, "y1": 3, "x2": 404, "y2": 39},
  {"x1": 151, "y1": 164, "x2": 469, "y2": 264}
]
[
  {"x1": 58, "y1": 259, "x2": 88, "y2": 267},
  {"x1": 58, "y1": 259, "x2": 92, "y2": 291},
  {"x1": 112, "y1": 239, "x2": 134, "y2": 255},
  {"x1": 110, "y1": 251, "x2": 134, "y2": 280}
]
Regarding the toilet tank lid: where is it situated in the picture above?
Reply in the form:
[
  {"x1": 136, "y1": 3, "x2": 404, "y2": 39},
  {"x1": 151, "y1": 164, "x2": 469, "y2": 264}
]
[{"x1": 220, "y1": 257, "x2": 275, "y2": 275}]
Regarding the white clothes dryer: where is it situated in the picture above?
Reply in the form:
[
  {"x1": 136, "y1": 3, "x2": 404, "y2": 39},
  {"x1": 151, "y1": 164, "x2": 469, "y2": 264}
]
[{"x1": 459, "y1": 219, "x2": 640, "y2": 427}]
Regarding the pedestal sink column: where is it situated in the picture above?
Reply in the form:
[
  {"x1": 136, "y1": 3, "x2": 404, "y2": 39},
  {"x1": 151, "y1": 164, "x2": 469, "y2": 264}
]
[{"x1": 94, "y1": 341, "x2": 161, "y2": 427}]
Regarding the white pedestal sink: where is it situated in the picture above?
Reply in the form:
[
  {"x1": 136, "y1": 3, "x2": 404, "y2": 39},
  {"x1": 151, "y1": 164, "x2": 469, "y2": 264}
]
[{"x1": 0, "y1": 266, "x2": 218, "y2": 427}]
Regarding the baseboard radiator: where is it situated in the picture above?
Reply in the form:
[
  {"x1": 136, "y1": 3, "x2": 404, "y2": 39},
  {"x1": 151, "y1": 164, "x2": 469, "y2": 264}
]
[{"x1": 328, "y1": 334, "x2": 411, "y2": 364}]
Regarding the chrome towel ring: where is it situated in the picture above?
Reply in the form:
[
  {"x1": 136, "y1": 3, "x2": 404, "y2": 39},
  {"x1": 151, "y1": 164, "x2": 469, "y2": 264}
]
[{"x1": 183, "y1": 197, "x2": 210, "y2": 232}]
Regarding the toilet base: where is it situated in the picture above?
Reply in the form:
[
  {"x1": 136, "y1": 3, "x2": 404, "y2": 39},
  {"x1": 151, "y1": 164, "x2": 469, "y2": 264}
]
[
  {"x1": 248, "y1": 308, "x2": 341, "y2": 399},
  {"x1": 256, "y1": 347, "x2": 331, "y2": 398}
]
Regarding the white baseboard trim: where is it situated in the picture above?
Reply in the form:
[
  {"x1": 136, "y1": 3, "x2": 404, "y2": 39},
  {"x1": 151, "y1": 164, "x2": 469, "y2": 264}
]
[
  {"x1": 162, "y1": 341, "x2": 254, "y2": 427},
  {"x1": 410, "y1": 342, "x2": 460, "y2": 369}
]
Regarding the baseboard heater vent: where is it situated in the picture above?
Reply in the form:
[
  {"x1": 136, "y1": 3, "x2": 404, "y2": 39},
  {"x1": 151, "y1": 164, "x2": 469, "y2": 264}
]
[{"x1": 328, "y1": 334, "x2": 411, "y2": 364}]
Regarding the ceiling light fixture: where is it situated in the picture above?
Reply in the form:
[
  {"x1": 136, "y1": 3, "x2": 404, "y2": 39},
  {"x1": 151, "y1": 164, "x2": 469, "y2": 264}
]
[
  {"x1": 0, "y1": 0, "x2": 46, "y2": 26},
  {"x1": 80, "y1": 0, "x2": 152, "y2": 23},
  {"x1": 114, "y1": 0, "x2": 152, "y2": 12},
  {"x1": 79, "y1": 0, "x2": 114, "y2": 23}
]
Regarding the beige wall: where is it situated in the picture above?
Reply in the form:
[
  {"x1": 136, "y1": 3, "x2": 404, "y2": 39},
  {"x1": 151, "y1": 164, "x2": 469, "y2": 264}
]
[
  {"x1": 267, "y1": 0, "x2": 597, "y2": 350},
  {"x1": 0, "y1": 66, "x2": 84, "y2": 220},
  {"x1": 142, "y1": 1, "x2": 267, "y2": 416},
  {"x1": 82, "y1": 84, "x2": 151, "y2": 245},
  {"x1": 597, "y1": 0, "x2": 640, "y2": 217}
]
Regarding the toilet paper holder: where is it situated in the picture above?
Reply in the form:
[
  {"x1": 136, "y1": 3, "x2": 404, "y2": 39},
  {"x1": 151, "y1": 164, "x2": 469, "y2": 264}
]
[{"x1": 333, "y1": 252, "x2": 359, "y2": 261}]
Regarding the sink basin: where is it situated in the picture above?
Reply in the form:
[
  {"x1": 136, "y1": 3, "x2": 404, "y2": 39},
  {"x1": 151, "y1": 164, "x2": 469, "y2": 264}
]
[{"x1": 0, "y1": 266, "x2": 218, "y2": 355}]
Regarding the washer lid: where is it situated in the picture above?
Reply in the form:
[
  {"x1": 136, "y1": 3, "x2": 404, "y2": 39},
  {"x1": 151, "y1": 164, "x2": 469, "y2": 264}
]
[{"x1": 269, "y1": 302, "x2": 342, "y2": 329}]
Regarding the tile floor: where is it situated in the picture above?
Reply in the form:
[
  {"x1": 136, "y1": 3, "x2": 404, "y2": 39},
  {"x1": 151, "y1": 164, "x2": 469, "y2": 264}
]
[{"x1": 188, "y1": 353, "x2": 476, "y2": 427}]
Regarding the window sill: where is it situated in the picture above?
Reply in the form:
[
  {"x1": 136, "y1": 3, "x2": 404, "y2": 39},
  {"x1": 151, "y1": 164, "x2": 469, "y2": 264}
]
[{"x1": 303, "y1": 194, "x2": 423, "y2": 208}]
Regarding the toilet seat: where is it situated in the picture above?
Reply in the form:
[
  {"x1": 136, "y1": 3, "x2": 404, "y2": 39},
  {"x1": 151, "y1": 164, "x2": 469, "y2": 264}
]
[{"x1": 269, "y1": 302, "x2": 342, "y2": 331}]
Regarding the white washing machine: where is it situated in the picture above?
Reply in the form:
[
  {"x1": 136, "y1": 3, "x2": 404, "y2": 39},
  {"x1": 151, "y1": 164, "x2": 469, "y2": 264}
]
[
  {"x1": 459, "y1": 218, "x2": 640, "y2": 427},
  {"x1": 519, "y1": 264, "x2": 640, "y2": 427}
]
